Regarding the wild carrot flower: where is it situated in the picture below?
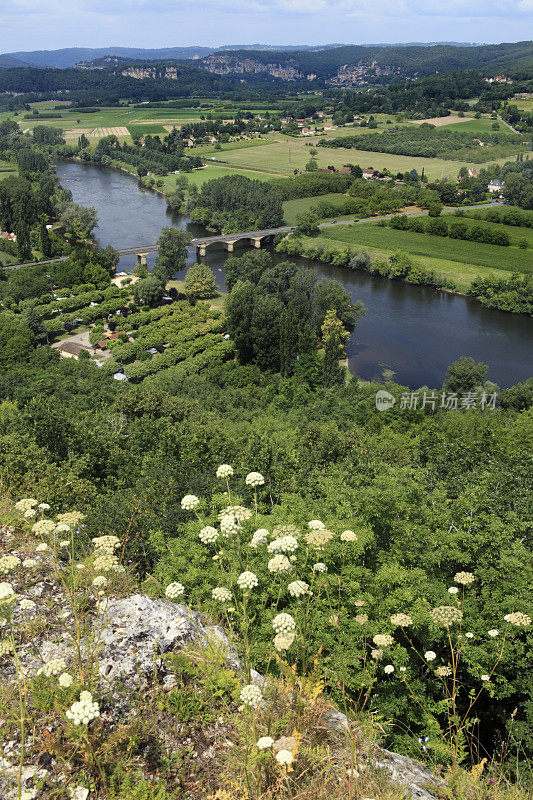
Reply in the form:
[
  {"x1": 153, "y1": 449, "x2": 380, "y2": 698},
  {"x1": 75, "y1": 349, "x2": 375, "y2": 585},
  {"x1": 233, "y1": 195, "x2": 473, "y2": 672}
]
[
  {"x1": 240, "y1": 684, "x2": 263, "y2": 708},
  {"x1": 371, "y1": 649, "x2": 383, "y2": 660},
  {"x1": 0, "y1": 555, "x2": 21, "y2": 574},
  {"x1": 181, "y1": 495, "x2": 199, "y2": 511},
  {"x1": 24, "y1": 509, "x2": 36, "y2": 519},
  {"x1": 340, "y1": 530, "x2": 358, "y2": 542},
  {"x1": 276, "y1": 750, "x2": 294, "y2": 765},
  {"x1": 59, "y1": 540, "x2": 70, "y2": 548},
  {"x1": 308, "y1": 520, "x2": 325, "y2": 530},
  {"x1": 504, "y1": 612, "x2": 531, "y2": 627},
  {"x1": 305, "y1": 529, "x2": 334, "y2": 548},
  {"x1": 448, "y1": 587, "x2": 459, "y2": 594},
  {"x1": 199, "y1": 526, "x2": 219, "y2": 545},
  {"x1": 19, "y1": 599, "x2": 36, "y2": 611},
  {"x1": 465, "y1": 632, "x2": 474, "y2": 638},
  {"x1": 250, "y1": 529, "x2": 269, "y2": 548},
  {"x1": 268, "y1": 555, "x2": 291, "y2": 574},
  {"x1": 165, "y1": 582, "x2": 185, "y2": 600},
  {"x1": 37, "y1": 658, "x2": 67, "y2": 677},
  {"x1": 66, "y1": 691, "x2": 100, "y2": 725},
  {"x1": 22, "y1": 558, "x2": 37, "y2": 568},
  {"x1": 219, "y1": 505, "x2": 252, "y2": 522},
  {"x1": 274, "y1": 632, "x2": 296, "y2": 651},
  {"x1": 55, "y1": 523, "x2": 71, "y2": 535},
  {"x1": 454, "y1": 571, "x2": 474, "y2": 585},
  {"x1": 58, "y1": 672, "x2": 73, "y2": 688},
  {"x1": 384, "y1": 664, "x2": 394, "y2": 674},
  {"x1": 390, "y1": 613, "x2": 412, "y2": 627},
  {"x1": 0, "y1": 582, "x2": 16, "y2": 608},
  {"x1": 425, "y1": 651, "x2": 437, "y2": 661},
  {"x1": 268, "y1": 536, "x2": 298, "y2": 554},
  {"x1": 57, "y1": 512, "x2": 85, "y2": 527},
  {"x1": 237, "y1": 571, "x2": 258, "y2": 591},
  {"x1": 257, "y1": 736, "x2": 274, "y2": 749},
  {"x1": 430, "y1": 606, "x2": 463, "y2": 626},
  {"x1": 220, "y1": 515, "x2": 239, "y2": 537},
  {"x1": 38, "y1": 503, "x2": 50, "y2": 511},
  {"x1": 373, "y1": 634, "x2": 394, "y2": 647},
  {"x1": 481, "y1": 674, "x2": 490, "y2": 682},
  {"x1": 312, "y1": 562, "x2": 327, "y2": 573},
  {"x1": 288, "y1": 580, "x2": 309, "y2": 598},
  {"x1": 245, "y1": 472, "x2": 264, "y2": 488},
  {"x1": 435, "y1": 666, "x2": 452, "y2": 678},
  {"x1": 212, "y1": 587, "x2": 232, "y2": 603},
  {"x1": 0, "y1": 640, "x2": 13, "y2": 656},
  {"x1": 217, "y1": 464, "x2": 234, "y2": 479},
  {"x1": 35, "y1": 543, "x2": 48, "y2": 552},
  {"x1": 488, "y1": 629, "x2": 499, "y2": 637},
  {"x1": 92, "y1": 576, "x2": 107, "y2": 588},
  {"x1": 32, "y1": 520, "x2": 55, "y2": 537},
  {"x1": 356, "y1": 614, "x2": 368, "y2": 625},
  {"x1": 15, "y1": 498, "x2": 38, "y2": 513},
  {"x1": 272, "y1": 613, "x2": 296, "y2": 634}
]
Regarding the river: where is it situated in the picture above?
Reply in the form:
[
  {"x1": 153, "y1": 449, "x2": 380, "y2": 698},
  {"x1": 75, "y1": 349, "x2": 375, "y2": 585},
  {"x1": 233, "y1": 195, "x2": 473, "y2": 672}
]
[{"x1": 57, "y1": 160, "x2": 533, "y2": 388}]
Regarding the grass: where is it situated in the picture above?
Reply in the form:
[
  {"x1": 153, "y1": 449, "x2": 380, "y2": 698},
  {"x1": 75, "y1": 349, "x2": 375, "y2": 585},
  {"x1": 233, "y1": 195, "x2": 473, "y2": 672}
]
[
  {"x1": 127, "y1": 124, "x2": 167, "y2": 136},
  {"x1": 298, "y1": 233, "x2": 510, "y2": 292},
  {"x1": 319, "y1": 222, "x2": 533, "y2": 275},
  {"x1": 445, "y1": 213, "x2": 533, "y2": 247},
  {"x1": 0, "y1": 160, "x2": 17, "y2": 179},
  {"x1": 154, "y1": 164, "x2": 280, "y2": 194},
  {"x1": 283, "y1": 194, "x2": 351, "y2": 225},
  {"x1": 513, "y1": 98, "x2": 533, "y2": 112},
  {"x1": 219, "y1": 136, "x2": 514, "y2": 180},
  {"x1": 437, "y1": 118, "x2": 506, "y2": 134}
]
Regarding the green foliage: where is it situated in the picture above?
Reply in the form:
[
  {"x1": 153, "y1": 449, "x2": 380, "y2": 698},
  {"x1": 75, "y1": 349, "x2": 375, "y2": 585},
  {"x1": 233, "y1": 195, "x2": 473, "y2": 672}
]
[
  {"x1": 184, "y1": 262, "x2": 217, "y2": 300},
  {"x1": 154, "y1": 227, "x2": 190, "y2": 282}
]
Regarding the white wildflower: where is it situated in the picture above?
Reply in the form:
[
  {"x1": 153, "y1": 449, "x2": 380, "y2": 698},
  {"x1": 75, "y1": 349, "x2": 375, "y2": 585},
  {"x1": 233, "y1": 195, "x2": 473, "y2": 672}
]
[
  {"x1": 373, "y1": 634, "x2": 394, "y2": 648},
  {"x1": 217, "y1": 464, "x2": 234, "y2": 479},
  {"x1": 268, "y1": 554, "x2": 291, "y2": 574},
  {"x1": 308, "y1": 520, "x2": 325, "y2": 530},
  {"x1": 384, "y1": 664, "x2": 394, "y2": 675},
  {"x1": 267, "y1": 535, "x2": 298, "y2": 555},
  {"x1": 212, "y1": 587, "x2": 232, "y2": 603},
  {"x1": 181, "y1": 494, "x2": 199, "y2": 511},
  {"x1": 245, "y1": 472, "x2": 264, "y2": 488},
  {"x1": 448, "y1": 587, "x2": 459, "y2": 595},
  {"x1": 58, "y1": 672, "x2": 73, "y2": 688},
  {"x1": 272, "y1": 613, "x2": 296, "y2": 635},
  {"x1": 31, "y1": 520, "x2": 55, "y2": 537},
  {"x1": 454, "y1": 571, "x2": 474, "y2": 585},
  {"x1": 435, "y1": 666, "x2": 452, "y2": 678},
  {"x1": 59, "y1": 540, "x2": 71, "y2": 548},
  {"x1": 390, "y1": 613, "x2": 412, "y2": 627},
  {"x1": 312, "y1": 562, "x2": 327, "y2": 573},
  {"x1": 250, "y1": 529, "x2": 269, "y2": 548},
  {"x1": 38, "y1": 503, "x2": 50, "y2": 511},
  {"x1": 425, "y1": 651, "x2": 437, "y2": 661},
  {"x1": 199, "y1": 526, "x2": 219, "y2": 545},
  {"x1": 257, "y1": 736, "x2": 274, "y2": 749},
  {"x1": 240, "y1": 684, "x2": 262, "y2": 708},
  {"x1": 488, "y1": 629, "x2": 499, "y2": 637},
  {"x1": 24, "y1": 509, "x2": 36, "y2": 519},
  {"x1": 220, "y1": 514, "x2": 239, "y2": 537},
  {"x1": 274, "y1": 632, "x2": 296, "y2": 651},
  {"x1": 237, "y1": 571, "x2": 258, "y2": 591},
  {"x1": 504, "y1": 612, "x2": 531, "y2": 627},
  {"x1": 19, "y1": 599, "x2": 36, "y2": 611},
  {"x1": 465, "y1": 632, "x2": 474, "y2": 638},
  {"x1": 66, "y1": 691, "x2": 100, "y2": 726},
  {"x1": 37, "y1": 658, "x2": 67, "y2": 677},
  {"x1": 288, "y1": 580, "x2": 309, "y2": 598},
  {"x1": 55, "y1": 522, "x2": 71, "y2": 535},
  {"x1": 0, "y1": 555, "x2": 21, "y2": 574},
  {"x1": 276, "y1": 749, "x2": 293, "y2": 766},
  {"x1": 340, "y1": 530, "x2": 358, "y2": 542},
  {"x1": 481, "y1": 674, "x2": 490, "y2": 682},
  {"x1": 0, "y1": 582, "x2": 16, "y2": 607},
  {"x1": 14, "y1": 498, "x2": 38, "y2": 513},
  {"x1": 165, "y1": 582, "x2": 185, "y2": 600},
  {"x1": 0, "y1": 640, "x2": 13, "y2": 656},
  {"x1": 92, "y1": 576, "x2": 107, "y2": 588},
  {"x1": 22, "y1": 558, "x2": 37, "y2": 568},
  {"x1": 35, "y1": 543, "x2": 48, "y2": 552}
]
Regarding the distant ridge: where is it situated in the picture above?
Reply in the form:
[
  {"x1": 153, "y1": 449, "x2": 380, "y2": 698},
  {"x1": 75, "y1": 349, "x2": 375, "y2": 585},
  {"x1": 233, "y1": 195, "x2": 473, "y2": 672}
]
[{"x1": 2, "y1": 41, "x2": 487, "y2": 69}]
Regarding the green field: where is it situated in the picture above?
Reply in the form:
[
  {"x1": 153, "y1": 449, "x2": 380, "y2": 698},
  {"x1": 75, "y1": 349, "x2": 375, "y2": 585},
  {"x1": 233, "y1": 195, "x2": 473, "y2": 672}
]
[
  {"x1": 283, "y1": 193, "x2": 352, "y2": 224},
  {"x1": 127, "y1": 124, "x2": 167, "y2": 136},
  {"x1": 514, "y1": 98, "x2": 533, "y2": 112},
  {"x1": 218, "y1": 135, "x2": 513, "y2": 180},
  {"x1": 154, "y1": 164, "x2": 281, "y2": 193},
  {"x1": 444, "y1": 214, "x2": 533, "y2": 247},
  {"x1": 438, "y1": 118, "x2": 507, "y2": 134},
  {"x1": 320, "y1": 222, "x2": 533, "y2": 275}
]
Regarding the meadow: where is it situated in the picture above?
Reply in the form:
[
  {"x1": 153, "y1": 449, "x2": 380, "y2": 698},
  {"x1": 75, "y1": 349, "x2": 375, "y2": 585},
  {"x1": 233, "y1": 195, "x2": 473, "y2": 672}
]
[{"x1": 319, "y1": 221, "x2": 532, "y2": 276}]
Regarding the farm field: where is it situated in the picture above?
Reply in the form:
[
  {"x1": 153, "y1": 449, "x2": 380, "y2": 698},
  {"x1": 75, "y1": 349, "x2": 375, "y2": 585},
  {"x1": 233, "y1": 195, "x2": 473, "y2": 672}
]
[
  {"x1": 297, "y1": 233, "x2": 511, "y2": 292},
  {"x1": 319, "y1": 222, "x2": 533, "y2": 275},
  {"x1": 218, "y1": 136, "x2": 513, "y2": 180},
  {"x1": 283, "y1": 194, "x2": 352, "y2": 224},
  {"x1": 151, "y1": 163, "x2": 281, "y2": 194},
  {"x1": 443, "y1": 213, "x2": 533, "y2": 247},
  {"x1": 437, "y1": 118, "x2": 507, "y2": 134},
  {"x1": 513, "y1": 97, "x2": 533, "y2": 112}
]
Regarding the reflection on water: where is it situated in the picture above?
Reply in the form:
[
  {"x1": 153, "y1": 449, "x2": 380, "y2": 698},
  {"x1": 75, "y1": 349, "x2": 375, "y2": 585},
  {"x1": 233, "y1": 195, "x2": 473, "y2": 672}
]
[{"x1": 57, "y1": 160, "x2": 533, "y2": 388}]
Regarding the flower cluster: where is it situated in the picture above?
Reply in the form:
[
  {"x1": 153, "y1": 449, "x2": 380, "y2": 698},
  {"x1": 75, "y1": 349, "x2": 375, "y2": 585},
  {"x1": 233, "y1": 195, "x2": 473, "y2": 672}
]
[
  {"x1": 31, "y1": 519, "x2": 56, "y2": 537},
  {"x1": 66, "y1": 691, "x2": 100, "y2": 725},
  {"x1": 340, "y1": 530, "x2": 358, "y2": 542},
  {"x1": 245, "y1": 472, "x2": 264, "y2": 488},
  {"x1": 430, "y1": 606, "x2": 463, "y2": 626},
  {"x1": 435, "y1": 666, "x2": 452, "y2": 678},
  {"x1": 390, "y1": 613, "x2": 412, "y2": 627},
  {"x1": 165, "y1": 582, "x2": 185, "y2": 600},
  {"x1": 0, "y1": 582, "x2": 16, "y2": 609},
  {"x1": 308, "y1": 520, "x2": 325, "y2": 530},
  {"x1": 22, "y1": 558, "x2": 37, "y2": 568},
  {"x1": 287, "y1": 580, "x2": 309, "y2": 598},
  {"x1": 240, "y1": 684, "x2": 263, "y2": 708},
  {"x1": 237, "y1": 571, "x2": 258, "y2": 592},
  {"x1": 454, "y1": 571, "x2": 474, "y2": 585},
  {"x1": 312, "y1": 562, "x2": 327, "y2": 573},
  {"x1": 272, "y1": 613, "x2": 296, "y2": 635},
  {"x1": 504, "y1": 611, "x2": 531, "y2": 627},
  {"x1": 199, "y1": 526, "x2": 219, "y2": 545},
  {"x1": 250, "y1": 529, "x2": 269, "y2": 548},
  {"x1": 56, "y1": 511, "x2": 85, "y2": 527},
  {"x1": 267, "y1": 535, "x2": 298, "y2": 555},
  {"x1": 384, "y1": 664, "x2": 394, "y2": 675},
  {"x1": 216, "y1": 464, "x2": 233, "y2": 479},
  {"x1": 373, "y1": 634, "x2": 394, "y2": 648},
  {"x1": 181, "y1": 494, "x2": 199, "y2": 511},
  {"x1": 15, "y1": 498, "x2": 38, "y2": 513},
  {"x1": 212, "y1": 587, "x2": 232, "y2": 603},
  {"x1": 256, "y1": 736, "x2": 274, "y2": 750},
  {"x1": 19, "y1": 599, "x2": 36, "y2": 611},
  {"x1": 274, "y1": 632, "x2": 296, "y2": 651},
  {"x1": 268, "y1": 555, "x2": 291, "y2": 574},
  {"x1": 92, "y1": 576, "x2": 107, "y2": 588},
  {"x1": 425, "y1": 651, "x2": 437, "y2": 661},
  {"x1": 355, "y1": 614, "x2": 368, "y2": 625},
  {"x1": 276, "y1": 750, "x2": 293, "y2": 766},
  {"x1": 371, "y1": 649, "x2": 383, "y2": 660},
  {"x1": 58, "y1": 672, "x2": 73, "y2": 688},
  {"x1": 220, "y1": 515, "x2": 239, "y2": 537},
  {"x1": 305, "y1": 529, "x2": 334, "y2": 549},
  {"x1": 219, "y1": 505, "x2": 252, "y2": 523},
  {"x1": 0, "y1": 640, "x2": 12, "y2": 656},
  {"x1": 0, "y1": 555, "x2": 21, "y2": 574},
  {"x1": 37, "y1": 658, "x2": 67, "y2": 677}
]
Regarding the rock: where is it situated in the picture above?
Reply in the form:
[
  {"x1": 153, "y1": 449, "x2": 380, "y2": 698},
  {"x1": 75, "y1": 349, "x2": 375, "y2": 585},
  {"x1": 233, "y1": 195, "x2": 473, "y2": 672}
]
[{"x1": 98, "y1": 594, "x2": 237, "y2": 685}]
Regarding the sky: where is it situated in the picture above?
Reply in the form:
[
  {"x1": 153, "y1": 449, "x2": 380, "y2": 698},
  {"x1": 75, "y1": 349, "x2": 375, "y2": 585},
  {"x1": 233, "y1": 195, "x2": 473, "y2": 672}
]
[{"x1": 1, "y1": 0, "x2": 532, "y2": 52}]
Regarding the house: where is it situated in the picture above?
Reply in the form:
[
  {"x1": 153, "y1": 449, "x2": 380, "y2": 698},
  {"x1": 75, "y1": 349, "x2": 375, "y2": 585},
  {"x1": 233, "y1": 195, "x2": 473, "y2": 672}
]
[
  {"x1": 113, "y1": 372, "x2": 128, "y2": 382},
  {"x1": 57, "y1": 342, "x2": 89, "y2": 360},
  {"x1": 468, "y1": 168, "x2": 479, "y2": 178},
  {"x1": 340, "y1": 166, "x2": 352, "y2": 174},
  {"x1": 488, "y1": 179, "x2": 504, "y2": 193},
  {"x1": 323, "y1": 124, "x2": 336, "y2": 131},
  {"x1": 362, "y1": 168, "x2": 378, "y2": 180},
  {"x1": 317, "y1": 167, "x2": 335, "y2": 174},
  {"x1": 300, "y1": 127, "x2": 313, "y2": 136}
]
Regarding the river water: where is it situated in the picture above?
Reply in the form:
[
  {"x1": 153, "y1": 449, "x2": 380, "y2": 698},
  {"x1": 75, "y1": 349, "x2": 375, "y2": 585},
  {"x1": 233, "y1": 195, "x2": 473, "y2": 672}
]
[{"x1": 57, "y1": 161, "x2": 532, "y2": 388}]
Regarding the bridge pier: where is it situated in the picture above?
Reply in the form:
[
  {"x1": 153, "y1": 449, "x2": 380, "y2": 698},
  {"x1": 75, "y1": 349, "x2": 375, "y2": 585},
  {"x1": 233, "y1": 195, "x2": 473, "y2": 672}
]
[
  {"x1": 224, "y1": 240, "x2": 238, "y2": 252},
  {"x1": 250, "y1": 237, "x2": 263, "y2": 249},
  {"x1": 136, "y1": 253, "x2": 148, "y2": 268},
  {"x1": 196, "y1": 244, "x2": 207, "y2": 258}
]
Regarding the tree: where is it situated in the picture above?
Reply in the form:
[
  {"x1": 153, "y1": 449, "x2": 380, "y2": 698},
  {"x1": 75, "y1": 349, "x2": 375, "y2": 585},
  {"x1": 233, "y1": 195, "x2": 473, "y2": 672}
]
[
  {"x1": 224, "y1": 280, "x2": 256, "y2": 363},
  {"x1": 321, "y1": 310, "x2": 348, "y2": 387},
  {"x1": 38, "y1": 215, "x2": 52, "y2": 258},
  {"x1": 184, "y1": 262, "x2": 217, "y2": 300},
  {"x1": 250, "y1": 294, "x2": 284, "y2": 371},
  {"x1": 137, "y1": 165, "x2": 148, "y2": 178},
  {"x1": 305, "y1": 157, "x2": 318, "y2": 172},
  {"x1": 295, "y1": 211, "x2": 319, "y2": 236},
  {"x1": 350, "y1": 165, "x2": 363, "y2": 178},
  {"x1": 316, "y1": 279, "x2": 365, "y2": 332},
  {"x1": 428, "y1": 201, "x2": 443, "y2": 217},
  {"x1": 134, "y1": 276, "x2": 164, "y2": 308},
  {"x1": 0, "y1": 314, "x2": 33, "y2": 366},
  {"x1": 443, "y1": 357, "x2": 489, "y2": 394},
  {"x1": 154, "y1": 227, "x2": 191, "y2": 282},
  {"x1": 60, "y1": 203, "x2": 98, "y2": 241}
]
